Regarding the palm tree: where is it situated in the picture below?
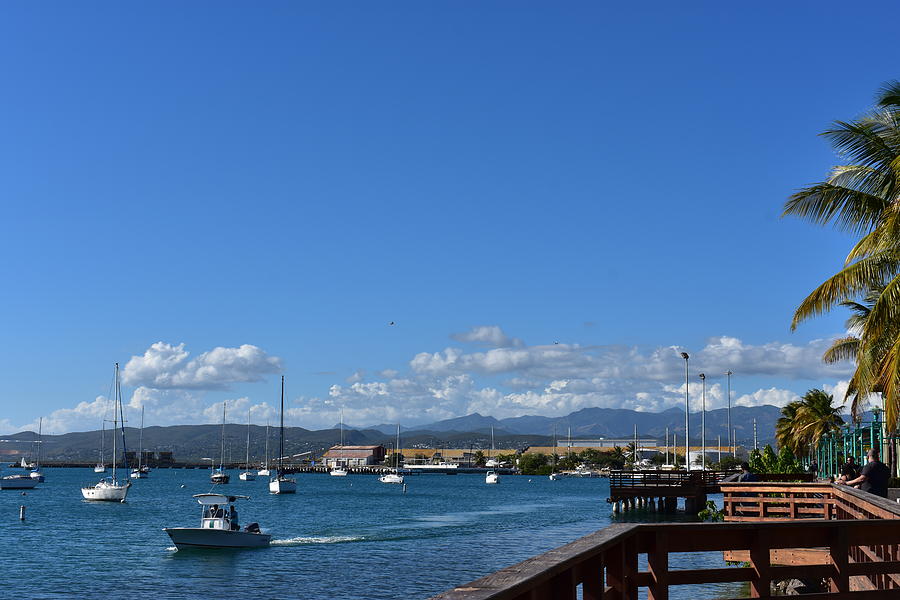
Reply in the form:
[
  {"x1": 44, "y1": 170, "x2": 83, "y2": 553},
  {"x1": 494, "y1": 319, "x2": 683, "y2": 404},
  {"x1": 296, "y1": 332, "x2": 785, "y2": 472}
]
[
  {"x1": 783, "y1": 81, "x2": 900, "y2": 429},
  {"x1": 794, "y1": 389, "x2": 844, "y2": 451},
  {"x1": 775, "y1": 400, "x2": 805, "y2": 455}
]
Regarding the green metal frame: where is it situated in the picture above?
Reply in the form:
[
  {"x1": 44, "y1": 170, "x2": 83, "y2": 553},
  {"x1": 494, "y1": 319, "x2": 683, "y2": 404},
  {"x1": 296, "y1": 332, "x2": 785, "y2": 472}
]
[{"x1": 814, "y1": 408, "x2": 884, "y2": 480}]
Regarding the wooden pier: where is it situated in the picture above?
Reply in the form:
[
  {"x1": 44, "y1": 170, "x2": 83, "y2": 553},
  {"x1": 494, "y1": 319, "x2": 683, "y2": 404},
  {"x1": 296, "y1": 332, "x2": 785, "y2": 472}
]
[{"x1": 432, "y1": 481, "x2": 900, "y2": 599}]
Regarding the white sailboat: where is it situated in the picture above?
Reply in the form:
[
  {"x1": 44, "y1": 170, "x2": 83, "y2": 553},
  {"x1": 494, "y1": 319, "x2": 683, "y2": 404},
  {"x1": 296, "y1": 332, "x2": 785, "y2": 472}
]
[
  {"x1": 269, "y1": 376, "x2": 296, "y2": 494},
  {"x1": 30, "y1": 418, "x2": 44, "y2": 482},
  {"x1": 239, "y1": 411, "x2": 256, "y2": 481},
  {"x1": 211, "y1": 402, "x2": 230, "y2": 484},
  {"x1": 257, "y1": 422, "x2": 271, "y2": 476},
  {"x1": 93, "y1": 419, "x2": 107, "y2": 473},
  {"x1": 379, "y1": 425, "x2": 404, "y2": 484},
  {"x1": 485, "y1": 427, "x2": 499, "y2": 484},
  {"x1": 130, "y1": 406, "x2": 148, "y2": 479},
  {"x1": 82, "y1": 363, "x2": 131, "y2": 501},
  {"x1": 330, "y1": 409, "x2": 348, "y2": 477}
]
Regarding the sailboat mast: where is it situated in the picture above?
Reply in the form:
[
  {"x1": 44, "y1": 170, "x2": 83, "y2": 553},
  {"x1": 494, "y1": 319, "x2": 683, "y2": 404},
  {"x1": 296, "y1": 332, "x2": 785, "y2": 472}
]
[
  {"x1": 137, "y1": 406, "x2": 144, "y2": 470},
  {"x1": 265, "y1": 422, "x2": 269, "y2": 469},
  {"x1": 396, "y1": 424, "x2": 401, "y2": 469},
  {"x1": 245, "y1": 410, "x2": 251, "y2": 470},
  {"x1": 112, "y1": 363, "x2": 119, "y2": 481},
  {"x1": 279, "y1": 375, "x2": 284, "y2": 474},
  {"x1": 220, "y1": 401, "x2": 227, "y2": 470},
  {"x1": 36, "y1": 417, "x2": 42, "y2": 467}
]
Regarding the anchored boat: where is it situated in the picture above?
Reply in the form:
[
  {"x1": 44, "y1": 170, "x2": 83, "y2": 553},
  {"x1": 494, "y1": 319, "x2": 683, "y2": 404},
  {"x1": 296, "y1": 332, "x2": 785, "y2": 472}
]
[{"x1": 164, "y1": 493, "x2": 270, "y2": 550}]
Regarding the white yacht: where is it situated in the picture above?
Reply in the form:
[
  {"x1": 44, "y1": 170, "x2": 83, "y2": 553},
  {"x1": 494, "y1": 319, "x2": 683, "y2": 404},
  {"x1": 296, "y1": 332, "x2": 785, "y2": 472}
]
[
  {"x1": 269, "y1": 376, "x2": 297, "y2": 494},
  {"x1": 485, "y1": 471, "x2": 499, "y2": 484},
  {"x1": 82, "y1": 363, "x2": 131, "y2": 502},
  {"x1": 164, "y1": 493, "x2": 270, "y2": 550}
]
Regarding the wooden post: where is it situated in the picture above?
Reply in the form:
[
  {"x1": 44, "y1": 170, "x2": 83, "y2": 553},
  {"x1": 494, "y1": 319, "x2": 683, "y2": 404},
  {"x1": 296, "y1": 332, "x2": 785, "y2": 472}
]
[
  {"x1": 623, "y1": 535, "x2": 638, "y2": 600},
  {"x1": 647, "y1": 531, "x2": 669, "y2": 600},
  {"x1": 749, "y1": 529, "x2": 771, "y2": 598},
  {"x1": 604, "y1": 543, "x2": 624, "y2": 600},
  {"x1": 582, "y1": 555, "x2": 604, "y2": 600},
  {"x1": 829, "y1": 526, "x2": 849, "y2": 593}
]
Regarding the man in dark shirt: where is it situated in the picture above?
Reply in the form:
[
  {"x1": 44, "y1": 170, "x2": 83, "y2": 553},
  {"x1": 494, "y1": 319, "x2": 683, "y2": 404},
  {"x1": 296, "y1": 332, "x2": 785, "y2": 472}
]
[
  {"x1": 839, "y1": 456, "x2": 860, "y2": 483},
  {"x1": 845, "y1": 449, "x2": 890, "y2": 498}
]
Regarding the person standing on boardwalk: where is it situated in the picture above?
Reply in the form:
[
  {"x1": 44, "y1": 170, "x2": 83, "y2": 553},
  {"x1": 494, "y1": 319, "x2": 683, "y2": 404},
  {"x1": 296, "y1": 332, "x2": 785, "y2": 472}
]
[{"x1": 844, "y1": 449, "x2": 890, "y2": 498}]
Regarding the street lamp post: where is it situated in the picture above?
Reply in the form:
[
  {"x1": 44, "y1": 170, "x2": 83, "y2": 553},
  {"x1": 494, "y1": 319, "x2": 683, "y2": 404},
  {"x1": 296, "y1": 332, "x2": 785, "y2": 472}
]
[
  {"x1": 726, "y1": 370, "x2": 734, "y2": 457},
  {"x1": 681, "y1": 352, "x2": 690, "y2": 470},
  {"x1": 699, "y1": 372, "x2": 706, "y2": 470}
]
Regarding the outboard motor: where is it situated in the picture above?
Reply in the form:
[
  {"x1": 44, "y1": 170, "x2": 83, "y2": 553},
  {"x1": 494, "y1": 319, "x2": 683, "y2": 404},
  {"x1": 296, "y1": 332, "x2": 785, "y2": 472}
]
[{"x1": 244, "y1": 522, "x2": 261, "y2": 533}]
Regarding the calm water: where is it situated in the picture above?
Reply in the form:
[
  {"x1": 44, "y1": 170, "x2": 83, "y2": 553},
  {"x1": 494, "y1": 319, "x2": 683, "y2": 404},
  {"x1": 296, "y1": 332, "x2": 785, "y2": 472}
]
[{"x1": 3, "y1": 469, "x2": 742, "y2": 599}]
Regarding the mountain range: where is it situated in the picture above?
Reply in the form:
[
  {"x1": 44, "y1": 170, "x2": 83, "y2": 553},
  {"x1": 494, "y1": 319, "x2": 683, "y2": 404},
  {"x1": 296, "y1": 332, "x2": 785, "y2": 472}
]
[{"x1": 3, "y1": 405, "x2": 785, "y2": 463}]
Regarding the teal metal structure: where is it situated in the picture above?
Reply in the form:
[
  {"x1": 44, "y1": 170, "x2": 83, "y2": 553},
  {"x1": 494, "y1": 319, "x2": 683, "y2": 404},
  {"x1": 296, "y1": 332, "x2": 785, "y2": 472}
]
[{"x1": 815, "y1": 408, "x2": 885, "y2": 480}]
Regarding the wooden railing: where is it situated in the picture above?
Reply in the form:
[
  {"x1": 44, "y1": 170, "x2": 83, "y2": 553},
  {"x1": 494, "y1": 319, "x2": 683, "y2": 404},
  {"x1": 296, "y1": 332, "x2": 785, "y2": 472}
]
[
  {"x1": 431, "y1": 484, "x2": 900, "y2": 599},
  {"x1": 608, "y1": 469, "x2": 728, "y2": 489}
]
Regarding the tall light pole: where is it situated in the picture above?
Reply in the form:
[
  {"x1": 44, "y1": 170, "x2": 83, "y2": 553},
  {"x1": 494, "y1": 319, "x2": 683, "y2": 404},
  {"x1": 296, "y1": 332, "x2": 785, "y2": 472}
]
[
  {"x1": 681, "y1": 352, "x2": 690, "y2": 470},
  {"x1": 726, "y1": 370, "x2": 734, "y2": 457},
  {"x1": 699, "y1": 372, "x2": 706, "y2": 470}
]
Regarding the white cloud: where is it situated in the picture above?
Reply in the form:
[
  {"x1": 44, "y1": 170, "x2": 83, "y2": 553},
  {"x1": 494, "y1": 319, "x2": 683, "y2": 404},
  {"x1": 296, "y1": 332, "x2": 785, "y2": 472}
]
[
  {"x1": 6, "y1": 331, "x2": 856, "y2": 434},
  {"x1": 123, "y1": 342, "x2": 282, "y2": 390},
  {"x1": 451, "y1": 325, "x2": 523, "y2": 348}
]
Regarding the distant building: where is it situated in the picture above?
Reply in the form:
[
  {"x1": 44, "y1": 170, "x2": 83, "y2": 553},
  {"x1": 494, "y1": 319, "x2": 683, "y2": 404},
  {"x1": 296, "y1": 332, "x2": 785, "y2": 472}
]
[
  {"x1": 321, "y1": 445, "x2": 385, "y2": 467},
  {"x1": 556, "y1": 439, "x2": 659, "y2": 449}
]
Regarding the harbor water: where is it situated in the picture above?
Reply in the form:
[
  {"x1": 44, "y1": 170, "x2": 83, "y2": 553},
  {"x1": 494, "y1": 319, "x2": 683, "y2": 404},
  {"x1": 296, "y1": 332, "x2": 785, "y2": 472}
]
[{"x1": 3, "y1": 469, "x2": 742, "y2": 599}]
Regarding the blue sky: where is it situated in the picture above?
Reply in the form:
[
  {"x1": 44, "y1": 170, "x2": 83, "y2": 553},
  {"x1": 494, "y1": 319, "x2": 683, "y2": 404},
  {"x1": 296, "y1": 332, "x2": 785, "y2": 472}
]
[{"x1": 1, "y1": 2, "x2": 895, "y2": 433}]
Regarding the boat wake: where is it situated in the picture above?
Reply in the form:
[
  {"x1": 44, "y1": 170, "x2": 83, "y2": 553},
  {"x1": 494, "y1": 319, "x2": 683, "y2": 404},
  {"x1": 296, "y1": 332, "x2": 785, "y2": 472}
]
[{"x1": 271, "y1": 535, "x2": 364, "y2": 546}]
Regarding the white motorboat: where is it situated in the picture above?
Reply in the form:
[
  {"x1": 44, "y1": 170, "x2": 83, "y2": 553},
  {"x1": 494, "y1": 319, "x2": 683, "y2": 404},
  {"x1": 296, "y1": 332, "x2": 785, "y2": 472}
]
[
  {"x1": 269, "y1": 376, "x2": 296, "y2": 494},
  {"x1": 1, "y1": 474, "x2": 39, "y2": 490},
  {"x1": 257, "y1": 468, "x2": 271, "y2": 477},
  {"x1": 239, "y1": 411, "x2": 256, "y2": 481},
  {"x1": 210, "y1": 402, "x2": 230, "y2": 484},
  {"x1": 330, "y1": 467, "x2": 348, "y2": 477},
  {"x1": 82, "y1": 363, "x2": 131, "y2": 502},
  {"x1": 379, "y1": 471, "x2": 404, "y2": 484},
  {"x1": 164, "y1": 493, "x2": 271, "y2": 550},
  {"x1": 94, "y1": 464, "x2": 107, "y2": 473},
  {"x1": 485, "y1": 471, "x2": 499, "y2": 484},
  {"x1": 131, "y1": 406, "x2": 149, "y2": 479}
]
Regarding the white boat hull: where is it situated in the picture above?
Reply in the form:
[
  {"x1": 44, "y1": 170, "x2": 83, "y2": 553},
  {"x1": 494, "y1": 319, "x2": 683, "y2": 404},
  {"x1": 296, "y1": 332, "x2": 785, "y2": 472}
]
[
  {"x1": 330, "y1": 469, "x2": 348, "y2": 477},
  {"x1": 94, "y1": 465, "x2": 107, "y2": 473},
  {"x1": 1, "y1": 476, "x2": 39, "y2": 490},
  {"x1": 81, "y1": 480, "x2": 130, "y2": 501},
  {"x1": 164, "y1": 527, "x2": 271, "y2": 550},
  {"x1": 269, "y1": 477, "x2": 296, "y2": 494},
  {"x1": 257, "y1": 469, "x2": 270, "y2": 476},
  {"x1": 30, "y1": 471, "x2": 44, "y2": 482},
  {"x1": 379, "y1": 473, "x2": 404, "y2": 484},
  {"x1": 130, "y1": 470, "x2": 147, "y2": 479},
  {"x1": 485, "y1": 472, "x2": 499, "y2": 484},
  {"x1": 239, "y1": 472, "x2": 256, "y2": 481}
]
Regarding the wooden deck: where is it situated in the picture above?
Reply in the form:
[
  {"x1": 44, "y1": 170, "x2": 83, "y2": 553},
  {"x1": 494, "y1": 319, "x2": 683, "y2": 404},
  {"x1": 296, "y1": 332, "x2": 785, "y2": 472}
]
[{"x1": 430, "y1": 482, "x2": 900, "y2": 599}]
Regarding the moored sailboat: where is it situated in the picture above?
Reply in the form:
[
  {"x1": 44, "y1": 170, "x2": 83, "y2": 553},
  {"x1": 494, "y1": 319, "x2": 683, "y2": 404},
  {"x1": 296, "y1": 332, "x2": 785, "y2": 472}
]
[
  {"x1": 329, "y1": 409, "x2": 348, "y2": 477},
  {"x1": 257, "y1": 422, "x2": 271, "y2": 476},
  {"x1": 81, "y1": 363, "x2": 131, "y2": 502},
  {"x1": 130, "y1": 406, "x2": 148, "y2": 479},
  {"x1": 239, "y1": 410, "x2": 256, "y2": 481},
  {"x1": 211, "y1": 402, "x2": 230, "y2": 484},
  {"x1": 269, "y1": 376, "x2": 296, "y2": 494},
  {"x1": 379, "y1": 425, "x2": 404, "y2": 484},
  {"x1": 30, "y1": 417, "x2": 44, "y2": 482}
]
